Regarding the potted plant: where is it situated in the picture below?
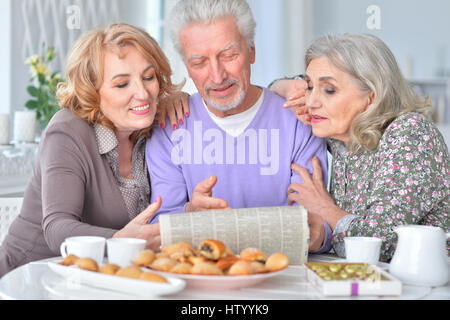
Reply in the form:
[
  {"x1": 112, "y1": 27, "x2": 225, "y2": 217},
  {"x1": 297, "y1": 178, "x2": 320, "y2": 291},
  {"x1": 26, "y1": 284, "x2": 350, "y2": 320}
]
[{"x1": 24, "y1": 43, "x2": 64, "y2": 130}]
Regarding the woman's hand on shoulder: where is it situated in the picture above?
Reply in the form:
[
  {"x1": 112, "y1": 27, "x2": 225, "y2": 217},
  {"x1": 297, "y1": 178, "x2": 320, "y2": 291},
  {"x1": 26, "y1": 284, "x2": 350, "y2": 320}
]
[
  {"x1": 270, "y1": 78, "x2": 311, "y2": 125},
  {"x1": 156, "y1": 91, "x2": 190, "y2": 130},
  {"x1": 113, "y1": 197, "x2": 162, "y2": 252}
]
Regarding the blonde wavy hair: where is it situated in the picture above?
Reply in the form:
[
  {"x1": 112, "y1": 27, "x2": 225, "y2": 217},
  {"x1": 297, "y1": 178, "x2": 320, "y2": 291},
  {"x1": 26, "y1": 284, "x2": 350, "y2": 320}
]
[
  {"x1": 56, "y1": 23, "x2": 177, "y2": 141},
  {"x1": 305, "y1": 33, "x2": 432, "y2": 153}
]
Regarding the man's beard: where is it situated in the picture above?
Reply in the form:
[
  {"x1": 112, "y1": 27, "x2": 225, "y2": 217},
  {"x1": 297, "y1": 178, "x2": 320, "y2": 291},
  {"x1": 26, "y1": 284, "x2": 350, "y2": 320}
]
[{"x1": 205, "y1": 79, "x2": 246, "y2": 112}]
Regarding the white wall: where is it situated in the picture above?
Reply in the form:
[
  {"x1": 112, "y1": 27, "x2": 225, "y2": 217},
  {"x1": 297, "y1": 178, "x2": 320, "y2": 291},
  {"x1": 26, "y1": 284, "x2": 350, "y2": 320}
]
[
  {"x1": 0, "y1": 0, "x2": 12, "y2": 115},
  {"x1": 313, "y1": 0, "x2": 450, "y2": 80}
]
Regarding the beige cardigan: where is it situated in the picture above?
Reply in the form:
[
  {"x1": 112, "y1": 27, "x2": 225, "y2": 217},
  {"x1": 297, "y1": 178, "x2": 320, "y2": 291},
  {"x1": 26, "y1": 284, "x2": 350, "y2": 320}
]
[{"x1": 0, "y1": 109, "x2": 139, "y2": 277}]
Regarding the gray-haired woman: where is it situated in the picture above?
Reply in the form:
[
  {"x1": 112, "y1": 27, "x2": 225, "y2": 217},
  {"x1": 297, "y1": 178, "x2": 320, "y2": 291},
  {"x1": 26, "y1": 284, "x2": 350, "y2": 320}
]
[{"x1": 270, "y1": 33, "x2": 449, "y2": 262}]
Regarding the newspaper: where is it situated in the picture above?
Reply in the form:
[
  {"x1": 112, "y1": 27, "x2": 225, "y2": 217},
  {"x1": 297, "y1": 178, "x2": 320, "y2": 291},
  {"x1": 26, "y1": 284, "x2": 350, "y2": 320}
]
[{"x1": 159, "y1": 206, "x2": 310, "y2": 265}]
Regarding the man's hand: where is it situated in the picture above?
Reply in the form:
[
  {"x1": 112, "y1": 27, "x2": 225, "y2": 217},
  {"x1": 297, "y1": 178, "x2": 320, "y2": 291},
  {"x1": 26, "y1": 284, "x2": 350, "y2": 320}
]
[{"x1": 186, "y1": 175, "x2": 231, "y2": 212}]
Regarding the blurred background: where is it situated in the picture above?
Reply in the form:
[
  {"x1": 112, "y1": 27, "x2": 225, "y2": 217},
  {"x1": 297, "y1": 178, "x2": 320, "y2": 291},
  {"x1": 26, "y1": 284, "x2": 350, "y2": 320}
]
[{"x1": 0, "y1": 0, "x2": 449, "y2": 196}]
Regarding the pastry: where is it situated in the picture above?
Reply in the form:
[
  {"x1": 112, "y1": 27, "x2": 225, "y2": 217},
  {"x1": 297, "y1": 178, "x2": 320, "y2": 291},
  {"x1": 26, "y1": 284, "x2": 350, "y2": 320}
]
[
  {"x1": 59, "y1": 254, "x2": 79, "y2": 266},
  {"x1": 155, "y1": 252, "x2": 170, "y2": 259},
  {"x1": 140, "y1": 272, "x2": 168, "y2": 283},
  {"x1": 132, "y1": 249, "x2": 156, "y2": 267},
  {"x1": 240, "y1": 248, "x2": 267, "y2": 264},
  {"x1": 265, "y1": 253, "x2": 289, "y2": 271},
  {"x1": 227, "y1": 260, "x2": 253, "y2": 275},
  {"x1": 198, "y1": 239, "x2": 226, "y2": 260},
  {"x1": 224, "y1": 248, "x2": 237, "y2": 258},
  {"x1": 75, "y1": 257, "x2": 98, "y2": 272},
  {"x1": 250, "y1": 261, "x2": 268, "y2": 273},
  {"x1": 116, "y1": 265, "x2": 143, "y2": 279},
  {"x1": 99, "y1": 263, "x2": 121, "y2": 275},
  {"x1": 187, "y1": 255, "x2": 207, "y2": 265},
  {"x1": 150, "y1": 257, "x2": 178, "y2": 272},
  {"x1": 162, "y1": 242, "x2": 195, "y2": 256},
  {"x1": 170, "y1": 251, "x2": 193, "y2": 263},
  {"x1": 216, "y1": 255, "x2": 239, "y2": 271},
  {"x1": 170, "y1": 262, "x2": 193, "y2": 274},
  {"x1": 191, "y1": 262, "x2": 223, "y2": 275}
]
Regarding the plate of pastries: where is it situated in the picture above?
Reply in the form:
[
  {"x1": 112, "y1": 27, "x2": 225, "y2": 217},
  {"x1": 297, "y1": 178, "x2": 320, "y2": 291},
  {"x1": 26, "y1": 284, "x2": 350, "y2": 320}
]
[
  {"x1": 48, "y1": 254, "x2": 186, "y2": 298},
  {"x1": 134, "y1": 239, "x2": 290, "y2": 290}
]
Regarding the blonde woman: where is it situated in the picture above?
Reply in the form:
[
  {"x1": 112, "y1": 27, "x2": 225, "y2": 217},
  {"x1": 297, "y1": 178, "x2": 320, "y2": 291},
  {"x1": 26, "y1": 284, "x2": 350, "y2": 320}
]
[
  {"x1": 271, "y1": 34, "x2": 449, "y2": 261},
  {"x1": 0, "y1": 23, "x2": 187, "y2": 277}
]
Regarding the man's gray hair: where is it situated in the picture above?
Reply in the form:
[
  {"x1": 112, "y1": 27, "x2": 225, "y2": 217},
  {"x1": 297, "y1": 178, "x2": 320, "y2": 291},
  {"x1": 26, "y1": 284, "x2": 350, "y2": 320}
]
[{"x1": 169, "y1": 0, "x2": 256, "y2": 54}]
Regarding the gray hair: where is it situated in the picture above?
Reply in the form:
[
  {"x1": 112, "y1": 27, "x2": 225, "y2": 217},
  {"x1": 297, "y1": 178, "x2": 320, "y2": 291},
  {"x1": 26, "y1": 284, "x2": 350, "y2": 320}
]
[
  {"x1": 305, "y1": 33, "x2": 431, "y2": 152},
  {"x1": 169, "y1": 0, "x2": 256, "y2": 55}
]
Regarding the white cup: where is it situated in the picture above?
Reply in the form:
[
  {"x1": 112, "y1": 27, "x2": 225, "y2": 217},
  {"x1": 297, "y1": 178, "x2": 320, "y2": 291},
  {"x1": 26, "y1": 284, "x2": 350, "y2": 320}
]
[
  {"x1": 344, "y1": 236, "x2": 382, "y2": 265},
  {"x1": 106, "y1": 238, "x2": 146, "y2": 268},
  {"x1": 14, "y1": 110, "x2": 36, "y2": 142},
  {"x1": 60, "y1": 236, "x2": 106, "y2": 265}
]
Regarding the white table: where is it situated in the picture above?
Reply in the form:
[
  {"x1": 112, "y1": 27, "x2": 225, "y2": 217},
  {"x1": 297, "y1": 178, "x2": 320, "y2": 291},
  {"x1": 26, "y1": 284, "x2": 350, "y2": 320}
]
[{"x1": 0, "y1": 254, "x2": 448, "y2": 300}]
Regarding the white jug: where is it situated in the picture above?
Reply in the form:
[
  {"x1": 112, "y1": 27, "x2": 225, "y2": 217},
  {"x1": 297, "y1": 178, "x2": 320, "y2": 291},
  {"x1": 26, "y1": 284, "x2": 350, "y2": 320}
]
[{"x1": 389, "y1": 225, "x2": 449, "y2": 287}]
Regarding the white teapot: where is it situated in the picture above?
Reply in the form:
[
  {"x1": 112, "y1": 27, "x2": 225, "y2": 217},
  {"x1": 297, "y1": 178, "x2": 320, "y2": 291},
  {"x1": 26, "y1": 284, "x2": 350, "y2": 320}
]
[{"x1": 389, "y1": 225, "x2": 449, "y2": 287}]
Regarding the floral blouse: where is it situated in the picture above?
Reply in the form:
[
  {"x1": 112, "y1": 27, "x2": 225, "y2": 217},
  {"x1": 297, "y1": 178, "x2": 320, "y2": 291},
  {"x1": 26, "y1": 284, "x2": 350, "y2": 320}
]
[{"x1": 329, "y1": 112, "x2": 449, "y2": 262}]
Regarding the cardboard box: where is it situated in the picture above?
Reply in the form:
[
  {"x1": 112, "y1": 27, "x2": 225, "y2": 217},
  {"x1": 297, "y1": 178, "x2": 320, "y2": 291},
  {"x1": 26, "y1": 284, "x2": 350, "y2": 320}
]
[{"x1": 305, "y1": 262, "x2": 402, "y2": 297}]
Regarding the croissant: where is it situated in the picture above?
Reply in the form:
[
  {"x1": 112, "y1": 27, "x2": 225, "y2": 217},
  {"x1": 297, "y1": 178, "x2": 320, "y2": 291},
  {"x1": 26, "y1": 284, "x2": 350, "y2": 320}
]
[{"x1": 198, "y1": 239, "x2": 226, "y2": 260}]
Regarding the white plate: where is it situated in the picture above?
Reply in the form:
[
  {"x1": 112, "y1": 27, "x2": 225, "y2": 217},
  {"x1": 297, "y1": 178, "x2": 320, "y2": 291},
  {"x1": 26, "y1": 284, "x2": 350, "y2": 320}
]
[
  {"x1": 47, "y1": 262, "x2": 186, "y2": 298},
  {"x1": 145, "y1": 268, "x2": 287, "y2": 290}
]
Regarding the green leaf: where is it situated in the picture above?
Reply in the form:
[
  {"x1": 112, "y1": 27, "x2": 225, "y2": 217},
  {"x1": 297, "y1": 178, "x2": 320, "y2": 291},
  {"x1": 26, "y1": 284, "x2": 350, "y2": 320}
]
[
  {"x1": 38, "y1": 73, "x2": 46, "y2": 85},
  {"x1": 25, "y1": 100, "x2": 39, "y2": 110},
  {"x1": 27, "y1": 86, "x2": 39, "y2": 98}
]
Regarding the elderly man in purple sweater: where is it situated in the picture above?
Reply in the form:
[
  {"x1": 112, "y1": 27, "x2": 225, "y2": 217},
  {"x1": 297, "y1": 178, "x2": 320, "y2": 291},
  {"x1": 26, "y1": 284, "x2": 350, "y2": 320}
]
[{"x1": 146, "y1": 0, "x2": 331, "y2": 253}]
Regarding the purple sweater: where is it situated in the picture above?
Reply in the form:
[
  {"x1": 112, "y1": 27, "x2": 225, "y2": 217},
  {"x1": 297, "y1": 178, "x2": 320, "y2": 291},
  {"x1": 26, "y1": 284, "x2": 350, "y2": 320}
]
[{"x1": 146, "y1": 88, "x2": 328, "y2": 224}]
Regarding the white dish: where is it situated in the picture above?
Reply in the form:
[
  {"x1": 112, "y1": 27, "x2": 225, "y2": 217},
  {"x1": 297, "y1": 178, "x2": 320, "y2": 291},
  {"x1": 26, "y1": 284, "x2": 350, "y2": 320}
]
[
  {"x1": 145, "y1": 268, "x2": 287, "y2": 290},
  {"x1": 48, "y1": 262, "x2": 186, "y2": 298}
]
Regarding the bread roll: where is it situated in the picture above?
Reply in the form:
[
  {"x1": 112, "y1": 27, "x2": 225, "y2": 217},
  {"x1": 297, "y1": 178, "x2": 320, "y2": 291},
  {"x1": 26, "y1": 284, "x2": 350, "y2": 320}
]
[
  {"x1": 140, "y1": 272, "x2": 168, "y2": 283},
  {"x1": 99, "y1": 263, "x2": 121, "y2": 275},
  {"x1": 150, "y1": 257, "x2": 177, "y2": 272},
  {"x1": 216, "y1": 255, "x2": 239, "y2": 271},
  {"x1": 191, "y1": 262, "x2": 223, "y2": 275},
  {"x1": 250, "y1": 261, "x2": 268, "y2": 273},
  {"x1": 116, "y1": 266, "x2": 143, "y2": 279},
  {"x1": 75, "y1": 258, "x2": 98, "y2": 272},
  {"x1": 170, "y1": 262, "x2": 193, "y2": 274},
  {"x1": 59, "y1": 254, "x2": 79, "y2": 266},
  {"x1": 162, "y1": 242, "x2": 195, "y2": 256},
  {"x1": 265, "y1": 253, "x2": 289, "y2": 271},
  {"x1": 240, "y1": 248, "x2": 267, "y2": 264},
  {"x1": 132, "y1": 249, "x2": 156, "y2": 267},
  {"x1": 227, "y1": 260, "x2": 253, "y2": 275}
]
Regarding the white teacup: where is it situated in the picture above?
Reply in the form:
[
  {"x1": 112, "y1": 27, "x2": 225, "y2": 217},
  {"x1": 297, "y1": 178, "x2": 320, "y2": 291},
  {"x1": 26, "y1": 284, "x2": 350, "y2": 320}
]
[
  {"x1": 106, "y1": 238, "x2": 146, "y2": 268},
  {"x1": 344, "y1": 236, "x2": 382, "y2": 265},
  {"x1": 60, "y1": 236, "x2": 106, "y2": 265}
]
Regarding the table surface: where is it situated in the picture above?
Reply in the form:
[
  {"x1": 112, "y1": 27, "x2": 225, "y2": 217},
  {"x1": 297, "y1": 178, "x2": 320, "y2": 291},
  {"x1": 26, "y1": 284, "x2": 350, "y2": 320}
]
[{"x1": 0, "y1": 254, "x2": 448, "y2": 300}]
